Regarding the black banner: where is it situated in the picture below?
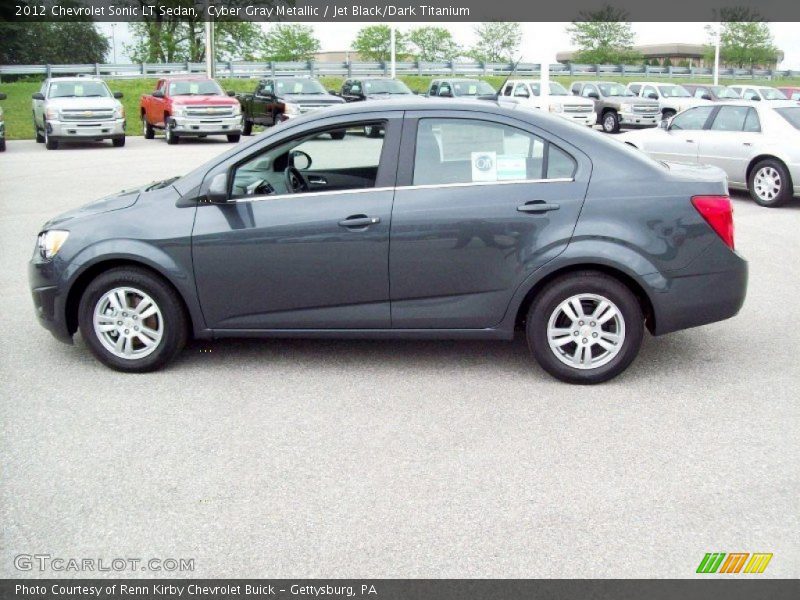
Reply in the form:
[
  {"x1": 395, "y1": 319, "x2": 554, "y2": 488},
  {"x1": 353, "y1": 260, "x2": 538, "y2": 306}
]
[
  {"x1": 3, "y1": 0, "x2": 800, "y2": 23},
  {"x1": 2, "y1": 580, "x2": 800, "y2": 600}
]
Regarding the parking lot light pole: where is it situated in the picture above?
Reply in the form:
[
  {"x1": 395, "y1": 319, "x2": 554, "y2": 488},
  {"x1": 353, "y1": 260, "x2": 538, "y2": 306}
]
[
  {"x1": 390, "y1": 26, "x2": 396, "y2": 78},
  {"x1": 714, "y1": 23, "x2": 721, "y2": 86}
]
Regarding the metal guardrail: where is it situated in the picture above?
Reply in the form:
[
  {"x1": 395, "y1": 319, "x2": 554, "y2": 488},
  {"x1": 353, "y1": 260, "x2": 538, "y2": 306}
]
[{"x1": 1, "y1": 61, "x2": 798, "y2": 81}]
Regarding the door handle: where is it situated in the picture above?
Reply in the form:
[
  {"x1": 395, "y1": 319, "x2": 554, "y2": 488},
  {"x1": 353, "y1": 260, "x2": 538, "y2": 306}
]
[
  {"x1": 743, "y1": 142, "x2": 752, "y2": 146},
  {"x1": 338, "y1": 215, "x2": 380, "y2": 228},
  {"x1": 308, "y1": 176, "x2": 327, "y2": 185},
  {"x1": 686, "y1": 139, "x2": 695, "y2": 143},
  {"x1": 517, "y1": 201, "x2": 560, "y2": 214}
]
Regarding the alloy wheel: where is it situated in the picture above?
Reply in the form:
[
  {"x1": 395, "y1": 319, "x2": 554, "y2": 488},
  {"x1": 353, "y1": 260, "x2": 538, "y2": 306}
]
[
  {"x1": 93, "y1": 287, "x2": 164, "y2": 359},
  {"x1": 754, "y1": 166, "x2": 782, "y2": 201},
  {"x1": 546, "y1": 293, "x2": 626, "y2": 369}
]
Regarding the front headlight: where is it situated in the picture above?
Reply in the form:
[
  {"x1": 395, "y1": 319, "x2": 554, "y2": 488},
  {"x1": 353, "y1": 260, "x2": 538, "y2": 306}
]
[
  {"x1": 37, "y1": 230, "x2": 69, "y2": 260},
  {"x1": 114, "y1": 104, "x2": 125, "y2": 119},
  {"x1": 284, "y1": 102, "x2": 300, "y2": 116},
  {"x1": 548, "y1": 103, "x2": 564, "y2": 113},
  {"x1": 172, "y1": 105, "x2": 185, "y2": 117},
  {"x1": 45, "y1": 107, "x2": 59, "y2": 120},
  {"x1": 620, "y1": 103, "x2": 634, "y2": 112},
  {"x1": 231, "y1": 103, "x2": 241, "y2": 116}
]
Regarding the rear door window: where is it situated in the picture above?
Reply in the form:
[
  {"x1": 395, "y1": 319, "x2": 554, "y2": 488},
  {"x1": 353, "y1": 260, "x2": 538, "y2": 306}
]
[{"x1": 670, "y1": 106, "x2": 715, "y2": 130}]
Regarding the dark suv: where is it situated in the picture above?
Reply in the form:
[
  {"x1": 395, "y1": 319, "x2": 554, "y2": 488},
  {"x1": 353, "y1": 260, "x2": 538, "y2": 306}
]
[
  {"x1": 340, "y1": 78, "x2": 414, "y2": 102},
  {"x1": 29, "y1": 99, "x2": 747, "y2": 383}
]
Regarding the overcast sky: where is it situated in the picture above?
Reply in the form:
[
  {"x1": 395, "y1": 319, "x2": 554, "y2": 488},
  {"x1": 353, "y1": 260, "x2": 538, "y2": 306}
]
[{"x1": 100, "y1": 22, "x2": 800, "y2": 69}]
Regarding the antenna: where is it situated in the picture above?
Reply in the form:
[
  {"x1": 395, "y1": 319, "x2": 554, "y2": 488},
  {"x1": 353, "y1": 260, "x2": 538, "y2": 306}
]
[{"x1": 496, "y1": 56, "x2": 525, "y2": 100}]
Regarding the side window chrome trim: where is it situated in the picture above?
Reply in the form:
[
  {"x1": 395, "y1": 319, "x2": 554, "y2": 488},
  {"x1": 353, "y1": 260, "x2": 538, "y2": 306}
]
[{"x1": 230, "y1": 178, "x2": 575, "y2": 204}]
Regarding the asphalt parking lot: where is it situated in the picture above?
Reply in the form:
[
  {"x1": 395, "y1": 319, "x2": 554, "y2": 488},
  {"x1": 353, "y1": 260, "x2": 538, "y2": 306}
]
[{"x1": 1, "y1": 136, "x2": 798, "y2": 578}]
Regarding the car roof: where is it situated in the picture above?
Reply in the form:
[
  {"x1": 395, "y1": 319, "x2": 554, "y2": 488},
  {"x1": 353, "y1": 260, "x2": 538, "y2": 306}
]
[{"x1": 47, "y1": 77, "x2": 104, "y2": 83}]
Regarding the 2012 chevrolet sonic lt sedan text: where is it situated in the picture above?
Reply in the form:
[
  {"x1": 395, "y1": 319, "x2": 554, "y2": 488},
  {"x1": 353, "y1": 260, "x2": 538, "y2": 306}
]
[{"x1": 29, "y1": 99, "x2": 748, "y2": 383}]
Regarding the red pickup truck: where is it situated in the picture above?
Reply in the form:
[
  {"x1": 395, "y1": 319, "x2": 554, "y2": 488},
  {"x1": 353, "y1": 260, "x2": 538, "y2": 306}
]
[{"x1": 140, "y1": 77, "x2": 243, "y2": 144}]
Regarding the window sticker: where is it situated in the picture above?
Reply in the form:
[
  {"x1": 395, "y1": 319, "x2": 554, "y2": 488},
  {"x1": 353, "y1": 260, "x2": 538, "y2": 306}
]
[
  {"x1": 497, "y1": 155, "x2": 527, "y2": 180},
  {"x1": 471, "y1": 152, "x2": 497, "y2": 182}
]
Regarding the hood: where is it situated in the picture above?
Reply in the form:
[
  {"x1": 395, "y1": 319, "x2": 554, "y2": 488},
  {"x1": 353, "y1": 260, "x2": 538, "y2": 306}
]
[
  {"x1": 366, "y1": 93, "x2": 414, "y2": 100},
  {"x1": 281, "y1": 94, "x2": 345, "y2": 105},
  {"x1": 556, "y1": 96, "x2": 594, "y2": 106},
  {"x1": 170, "y1": 95, "x2": 238, "y2": 106},
  {"x1": 46, "y1": 96, "x2": 120, "y2": 110}
]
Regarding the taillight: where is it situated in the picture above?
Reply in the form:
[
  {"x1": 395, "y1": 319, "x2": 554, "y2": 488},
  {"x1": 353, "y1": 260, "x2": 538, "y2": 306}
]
[{"x1": 691, "y1": 195, "x2": 734, "y2": 249}]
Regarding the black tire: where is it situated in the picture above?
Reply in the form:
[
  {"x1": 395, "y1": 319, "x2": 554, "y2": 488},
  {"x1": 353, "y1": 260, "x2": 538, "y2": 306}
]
[
  {"x1": 242, "y1": 119, "x2": 253, "y2": 136},
  {"x1": 526, "y1": 271, "x2": 644, "y2": 384},
  {"x1": 330, "y1": 130, "x2": 346, "y2": 140},
  {"x1": 142, "y1": 115, "x2": 155, "y2": 139},
  {"x1": 112, "y1": 136, "x2": 126, "y2": 147},
  {"x1": 662, "y1": 109, "x2": 676, "y2": 121},
  {"x1": 227, "y1": 134, "x2": 241, "y2": 143},
  {"x1": 78, "y1": 267, "x2": 188, "y2": 372},
  {"x1": 164, "y1": 120, "x2": 179, "y2": 145},
  {"x1": 0, "y1": 138, "x2": 5, "y2": 152},
  {"x1": 44, "y1": 122, "x2": 58, "y2": 150},
  {"x1": 602, "y1": 111, "x2": 620, "y2": 134},
  {"x1": 748, "y1": 158, "x2": 793, "y2": 208},
  {"x1": 34, "y1": 115, "x2": 45, "y2": 143}
]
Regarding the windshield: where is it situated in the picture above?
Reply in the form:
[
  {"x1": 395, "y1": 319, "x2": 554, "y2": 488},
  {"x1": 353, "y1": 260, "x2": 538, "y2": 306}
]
[
  {"x1": 48, "y1": 81, "x2": 110, "y2": 99},
  {"x1": 598, "y1": 83, "x2": 634, "y2": 97},
  {"x1": 364, "y1": 79, "x2": 412, "y2": 94},
  {"x1": 452, "y1": 80, "x2": 496, "y2": 96},
  {"x1": 658, "y1": 85, "x2": 691, "y2": 98},
  {"x1": 276, "y1": 79, "x2": 327, "y2": 95},
  {"x1": 530, "y1": 82, "x2": 569, "y2": 96},
  {"x1": 169, "y1": 80, "x2": 222, "y2": 96},
  {"x1": 775, "y1": 107, "x2": 800, "y2": 130},
  {"x1": 713, "y1": 86, "x2": 740, "y2": 99},
  {"x1": 760, "y1": 88, "x2": 788, "y2": 100}
]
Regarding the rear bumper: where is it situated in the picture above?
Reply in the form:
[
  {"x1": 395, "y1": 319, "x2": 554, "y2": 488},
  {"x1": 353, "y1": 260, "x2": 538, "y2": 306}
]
[
  {"x1": 645, "y1": 253, "x2": 748, "y2": 336},
  {"x1": 47, "y1": 118, "x2": 125, "y2": 140}
]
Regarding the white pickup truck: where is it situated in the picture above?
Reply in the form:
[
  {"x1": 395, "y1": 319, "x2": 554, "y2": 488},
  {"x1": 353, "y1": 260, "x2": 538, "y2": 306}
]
[
  {"x1": 32, "y1": 77, "x2": 126, "y2": 150},
  {"x1": 626, "y1": 82, "x2": 712, "y2": 120},
  {"x1": 499, "y1": 79, "x2": 595, "y2": 127}
]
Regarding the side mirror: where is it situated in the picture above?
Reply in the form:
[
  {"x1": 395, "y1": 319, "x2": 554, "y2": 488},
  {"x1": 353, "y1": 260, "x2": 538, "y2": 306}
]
[
  {"x1": 647, "y1": 92, "x2": 658, "y2": 100},
  {"x1": 588, "y1": 92, "x2": 599, "y2": 99},
  {"x1": 439, "y1": 90, "x2": 453, "y2": 98},
  {"x1": 113, "y1": 91, "x2": 123, "y2": 99},
  {"x1": 658, "y1": 119, "x2": 670, "y2": 130},
  {"x1": 328, "y1": 90, "x2": 339, "y2": 96},
  {"x1": 32, "y1": 92, "x2": 45, "y2": 100},
  {"x1": 701, "y1": 93, "x2": 712, "y2": 101},
  {"x1": 152, "y1": 90, "x2": 164, "y2": 99},
  {"x1": 0, "y1": 92, "x2": 6, "y2": 100},
  {"x1": 206, "y1": 173, "x2": 229, "y2": 203},
  {"x1": 226, "y1": 90, "x2": 235, "y2": 97},
  {"x1": 751, "y1": 96, "x2": 761, "y2": 102}
]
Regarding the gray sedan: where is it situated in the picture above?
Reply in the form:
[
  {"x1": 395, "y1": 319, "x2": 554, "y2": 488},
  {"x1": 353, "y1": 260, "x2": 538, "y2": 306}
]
[
  {"x1": 29, "y1": 99, "x2": 747, "y2": 384},
  {"x1": 621, "y1": 101, "x2": 800, "y2": 207}
]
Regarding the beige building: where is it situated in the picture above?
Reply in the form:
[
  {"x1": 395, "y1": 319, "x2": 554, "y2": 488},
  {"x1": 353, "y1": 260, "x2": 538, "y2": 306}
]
[{"x1": 556, "y1": 43, "x2": 783, "y2": 69}]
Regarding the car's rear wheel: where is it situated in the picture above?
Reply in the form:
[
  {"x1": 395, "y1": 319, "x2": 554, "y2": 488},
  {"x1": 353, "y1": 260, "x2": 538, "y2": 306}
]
[
  {"x1": 78, "y1": 267, "x2": 188, "y2": 372},
  {"x1": 602, "y1": 111, "x2": 620, "y2": 133},
  {"x1": 227, "y1": 134, "x2": 241, "y2": 143},
  {"x1": 142, "y1": 116, "x2": 155, "y2": 139},
  {"x1": 748, "y1": 159, "x2": 792, "y2": 207},
  {"x1": 527, "y1": 272, "x2": 644, "y2": 384},
  {"x1": 0, "y1": 138, "x2": 5, "y2": 152},
  {"x1": 242, "y1": 119, "x2": 253, "y2": 136},
  {"x1": 112, "y1": 136, "x2": 125, "y2": 147}
]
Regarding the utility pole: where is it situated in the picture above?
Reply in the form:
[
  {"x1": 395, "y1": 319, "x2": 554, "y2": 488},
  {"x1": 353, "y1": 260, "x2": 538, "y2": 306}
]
[
  {"x1": 205, "y1": 19, "x2": 215, "y2": 78},
  {"x1": 390, "y1": 26, "x2": 396, "y2": 78},
  {"x1": 110, "y1": 23, "x2": 117, "y2": 64},
  {"x1": 713, "y1": 23, "x2": 721, "y2": 86}
]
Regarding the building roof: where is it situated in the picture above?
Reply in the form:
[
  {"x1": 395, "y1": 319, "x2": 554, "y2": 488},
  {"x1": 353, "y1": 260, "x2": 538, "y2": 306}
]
[{"x1": 556, "y1": 43, "x2": 783, "y2": 62}]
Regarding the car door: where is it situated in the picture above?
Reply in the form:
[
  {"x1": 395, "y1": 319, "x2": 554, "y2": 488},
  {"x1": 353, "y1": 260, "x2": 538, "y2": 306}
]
[
  {"x1": 646, "y1": 106, "x2": 715, "y2": 163},
  {"x1": 388, "y1": 112, "x2": 591, "y2": 329},
  {"x1": 150, "y1": 80, "x2": 168, "y2": 126},
  {"x1": 33, "y1": 82, "x2": 47, "y2": 127},
  {"x1": 697, "y1": 106, "x2": 761, "y2": 186},
  {"x1": 254, "y1": 80, "x2": 274, "y2": 124},
  {"x1": 191, "y1": 112, "x2": 402, "y2": 330}
]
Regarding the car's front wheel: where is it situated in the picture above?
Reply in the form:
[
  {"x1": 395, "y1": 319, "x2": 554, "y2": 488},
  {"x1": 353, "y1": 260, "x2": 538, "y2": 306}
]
[
  {"x1": 602, "y1": 111, "x2": 620, "y2": 133},
  {"x1": 164, "y1": 120, "x2": 179, "y2": 145},
  {"x1": 44, "y1": 122, "x2": 58, "y2": 150},
  {"x1": 78, "y1": 267, "x2": 188, "y2": 372},
  {"x1": 748, "y1": 158, "x2": 792, "y2": 207},
  {"x1": 527, "y1": 272, "x2": 644, "y2": 384},
  {"x1": 227, "y1": 134, "x2": 241, "y2": 143}
]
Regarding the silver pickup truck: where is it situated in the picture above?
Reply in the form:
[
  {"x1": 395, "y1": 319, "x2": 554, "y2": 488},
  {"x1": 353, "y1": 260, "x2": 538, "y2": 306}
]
[{"x1": 32, "y1": 77, "x2": 126, "y2": 150}]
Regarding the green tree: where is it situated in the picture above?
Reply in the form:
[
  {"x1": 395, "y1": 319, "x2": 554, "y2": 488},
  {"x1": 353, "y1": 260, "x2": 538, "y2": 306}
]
[
  {"x1": 566, "y1": 6, "x2": 641, "y2": 64},
  {"x1": 126, "y1": 20, "x2": 263, "y2": 62},
  {"x1": 408, "y1": 26, "x2": 461, "y2": 62},
  {"x1": 468, "y1": 22, "x2": 521, "y2": 63},
  {"x1": 704, "y1": 13, "x2": 779, "y2": 69},
  {"x1": 352, "y1": 25, "x2": 408, "y2": 62},
  {"x1": 0, "y1": 22, "x2": 109, "y2": 64},
  {"x1": 261, "y1": 24, "x2": 320, "y2": 62}
]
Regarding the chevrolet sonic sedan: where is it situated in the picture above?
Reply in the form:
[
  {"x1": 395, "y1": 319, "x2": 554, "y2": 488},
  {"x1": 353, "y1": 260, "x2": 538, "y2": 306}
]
[{"x1": 29, "y1": 99, "x2": 748, "y2": 383}]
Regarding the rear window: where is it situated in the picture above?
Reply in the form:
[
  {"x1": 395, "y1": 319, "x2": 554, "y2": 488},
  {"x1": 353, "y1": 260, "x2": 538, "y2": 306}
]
[{"x1": 775, "y1": 107, "x2": 800, "y2": 130}]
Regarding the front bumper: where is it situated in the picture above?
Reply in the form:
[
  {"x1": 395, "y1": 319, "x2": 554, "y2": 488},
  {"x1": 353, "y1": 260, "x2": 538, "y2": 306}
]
[
  {"x1": 47, "y1": 118, "x2": 125, "y2": 140},
  {"x1": 559, "y1": 112, "x2": 595, "y2": 127},
  {"x1": 620, "y1": 112, "x2": 659, "y2": 127},
  {"x1": 28, "y1": 258, "x2": 72, "y2": 344},
  {"x1": 170, "y1": 115, "x2": 242, "y2": 136}
]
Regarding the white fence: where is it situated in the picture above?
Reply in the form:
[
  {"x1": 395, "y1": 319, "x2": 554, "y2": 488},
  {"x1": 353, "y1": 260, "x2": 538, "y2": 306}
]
[{"x1": 1, "y1": 60, "x2": 798, "y2": 81}]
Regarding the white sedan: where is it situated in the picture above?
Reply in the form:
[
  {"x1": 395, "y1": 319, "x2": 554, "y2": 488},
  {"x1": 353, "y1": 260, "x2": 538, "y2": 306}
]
[{"x1": 620, "y1": 101, "x2": 800, "y2": 207}]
